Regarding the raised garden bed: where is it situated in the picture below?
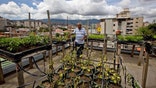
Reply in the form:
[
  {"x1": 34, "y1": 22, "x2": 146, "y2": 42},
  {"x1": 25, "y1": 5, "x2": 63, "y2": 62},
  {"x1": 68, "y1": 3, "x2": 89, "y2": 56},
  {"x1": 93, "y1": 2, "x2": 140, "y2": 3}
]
[
  {"x1": 117, "y1": 35, "x2": 143, "y2": 44},
  {"x1": 88, "y1": 34, "x2": 105, "y2": 41},
  {"x1": 0, "y1": 34, "x2": 51, "y2": 62}
]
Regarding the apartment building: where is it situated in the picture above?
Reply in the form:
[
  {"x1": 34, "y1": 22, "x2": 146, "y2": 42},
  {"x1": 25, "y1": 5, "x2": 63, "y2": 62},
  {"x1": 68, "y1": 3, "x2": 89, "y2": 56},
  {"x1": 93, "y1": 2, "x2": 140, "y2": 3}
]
[
  {"x1": 100, "y1": 8, "x2": 144, "y2": 35},
  {"x1": 15, "y1": 20, "x2": 48, "y2": 29},
  {"x1": 0, "y1": 16, "x2": 13, "y2": 32}
]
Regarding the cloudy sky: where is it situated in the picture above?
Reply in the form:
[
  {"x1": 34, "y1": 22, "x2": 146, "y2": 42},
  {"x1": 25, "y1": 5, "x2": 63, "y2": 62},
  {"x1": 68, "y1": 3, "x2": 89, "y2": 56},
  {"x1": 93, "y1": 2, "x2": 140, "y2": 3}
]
[{"x1": 0, "y1": 0, "x2": 156, "y2": 22}]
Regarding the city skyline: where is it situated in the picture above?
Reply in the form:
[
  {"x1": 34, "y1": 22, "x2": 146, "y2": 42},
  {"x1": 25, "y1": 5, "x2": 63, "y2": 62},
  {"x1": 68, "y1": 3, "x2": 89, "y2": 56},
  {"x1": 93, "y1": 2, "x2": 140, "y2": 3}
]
[{"x1": 0, "y1": 0, "x2": 156, "y2": 22}]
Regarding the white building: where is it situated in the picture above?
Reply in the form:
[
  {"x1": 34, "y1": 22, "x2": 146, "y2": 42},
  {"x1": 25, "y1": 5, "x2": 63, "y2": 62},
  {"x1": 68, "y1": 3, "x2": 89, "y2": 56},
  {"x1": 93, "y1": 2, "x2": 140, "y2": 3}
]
[{"x1": 100, "y1": 8, "x2": 144, "y2": 35}]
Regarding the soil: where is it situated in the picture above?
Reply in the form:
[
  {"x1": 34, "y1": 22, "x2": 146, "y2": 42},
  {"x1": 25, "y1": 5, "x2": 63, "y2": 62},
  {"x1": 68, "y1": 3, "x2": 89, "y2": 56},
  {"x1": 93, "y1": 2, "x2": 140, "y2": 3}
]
[
  {"x1": 88, "y1": 64, "x2": 95, "y2": 70},
  {"x1": 83, "y1": 70, "x2": 92, "y2": 76},
  {"x1": 53, "y1": 74, "x2": 59, "y2": 82},
  {"x1": 75, "y1": 62, "x2": 82, "y2": 68},
  {"x1": 57, "y1": 69, "x2": 66, "y2": 74},
  {"x1": 77, "y1": 81, "x2": 90, "y2": 88},
  {"x1": 80, "y1": 75, "x2": 91, "y2": 82},
  {"x1": 95, "y1": 78, "x2": 102, "y2": 85},
  {"x1": 73, "y1": 67, "x2": 81, "y2": 73},
  {"x1": 68, "y1": 72, "x2": 76, "y2": 78},
  {"x1": 64, "y1": 78, "x2": 72, "y2": 84},
  {"x1": 42, "y1": 82, "x2": 51, "y2": 88},
  {"x1": 109, "y1": 84, "x2": 121, "y2": 88},
  {"x1": 56, "y1": 85, "x2": 64, "y2": 88}
]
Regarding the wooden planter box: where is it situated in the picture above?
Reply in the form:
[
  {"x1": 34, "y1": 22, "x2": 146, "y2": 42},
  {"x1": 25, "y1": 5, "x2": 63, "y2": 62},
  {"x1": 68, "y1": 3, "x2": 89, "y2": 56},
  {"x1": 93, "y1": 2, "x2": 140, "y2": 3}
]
[
  {"x1": 0, "y1": 44, "x2": 51, "y2": 62},
  {"x1": 117, "y1": 40, "x2": 143, "y2": 45},
  {"x1": 88, "y1": 38, "x2": 104, "y2": 42},
  {"x1": 0, "y1": 44, "x2": 52, "y2": 87}
]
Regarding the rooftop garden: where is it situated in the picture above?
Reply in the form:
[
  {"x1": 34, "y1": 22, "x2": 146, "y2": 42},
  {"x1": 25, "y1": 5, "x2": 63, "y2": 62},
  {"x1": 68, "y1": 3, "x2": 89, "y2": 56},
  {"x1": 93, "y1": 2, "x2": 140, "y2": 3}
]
[{"x1": 0, "y1": 33, "x2": 49, "y2": 53}]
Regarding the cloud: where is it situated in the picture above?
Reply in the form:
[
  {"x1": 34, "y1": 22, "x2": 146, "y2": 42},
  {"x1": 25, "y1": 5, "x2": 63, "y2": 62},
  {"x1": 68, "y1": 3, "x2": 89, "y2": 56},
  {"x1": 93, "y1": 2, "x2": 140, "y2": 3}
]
[
  {"x1": 0, "y1": 0, "x2": 155, "y2": 22},
  {"x1": 0, "y1": 1, "x2": 36, "y2": 19},
  {"x1": 34, "y1": 0, "x2": 121, "y2": 19},
  {"x1": 118, "y1": 0, "x2": 131, "y2": 8},
  {"x1": 139, "y1": 0, "x2": 156, "y2": 2}
]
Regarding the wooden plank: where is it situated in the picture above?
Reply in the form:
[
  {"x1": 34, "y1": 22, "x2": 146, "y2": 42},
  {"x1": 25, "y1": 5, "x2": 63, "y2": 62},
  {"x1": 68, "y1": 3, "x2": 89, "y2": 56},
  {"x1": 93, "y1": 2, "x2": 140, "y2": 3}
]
[
  {"x1": 117, "y1": 44, "x2": 121, "y2": 55},
  {"x1": 117, "y1": 44, "x2": 121, "y2": 72},
  {"x1": 138, "y1": 45, "x2": 144, "y2": 66},
  {"x1": 47, "y1": 10, "x2": 53, "y2": 73},
  {"x1": 91, "y1": 41, "x2": 93, "y2": 52},
  {"x1": 56, "y1": 45, "x2": 58, "y2": 55},
  {"x1": 43, "y1": 51, "x2": 46, "y2": 72},
  {"x1": 29, "y1": 57, "x2": 33, "y2": 69},
  {"x1": 62, "y1": 44, "x2": 65, "y2": 58},
  {"x1": 142, "y1": 52, "x2": 149, "y2": 88},
  {"x1": 0, "y1": 60, "x2": 5, "y2": 84},
  {"x1": 131, "y1": 45, "x2": 135, "y2": 57},
  {"x1": 86, "y1": 21, "x2": 89, "y2": 57},
  {"x1": 104, "y1": 34, "x2": 107, "y2": 55},
  {"x1": 16, "y1": 62, "x2": 25, "y2": 88}
]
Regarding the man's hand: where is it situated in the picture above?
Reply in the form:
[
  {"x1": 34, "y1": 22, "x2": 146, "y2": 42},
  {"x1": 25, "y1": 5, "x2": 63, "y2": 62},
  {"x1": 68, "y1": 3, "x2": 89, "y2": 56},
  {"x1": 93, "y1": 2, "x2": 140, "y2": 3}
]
[{"x1": 81, "y1": 35, "x2": 87, "y2": 41}]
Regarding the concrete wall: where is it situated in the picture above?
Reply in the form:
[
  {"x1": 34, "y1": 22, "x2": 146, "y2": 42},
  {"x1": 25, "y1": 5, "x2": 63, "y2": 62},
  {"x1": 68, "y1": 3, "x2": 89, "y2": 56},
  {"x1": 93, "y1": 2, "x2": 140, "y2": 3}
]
[
  {"x1": 121, "y1": 21, "x2": 127, "y2": 35},
  {"x1": 106, "y1": 19, "x2": 113, "y2": 35}
]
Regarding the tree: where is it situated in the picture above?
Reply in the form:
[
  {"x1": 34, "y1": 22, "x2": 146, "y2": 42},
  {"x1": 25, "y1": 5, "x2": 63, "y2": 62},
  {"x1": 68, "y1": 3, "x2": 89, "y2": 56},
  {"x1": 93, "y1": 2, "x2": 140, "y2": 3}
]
[
  {"x1": 136, "y1": 26, "x2": 154, "y2": 40},
  {"x1": 148, "y1": 23, "x2": 156, "y2": 34}
]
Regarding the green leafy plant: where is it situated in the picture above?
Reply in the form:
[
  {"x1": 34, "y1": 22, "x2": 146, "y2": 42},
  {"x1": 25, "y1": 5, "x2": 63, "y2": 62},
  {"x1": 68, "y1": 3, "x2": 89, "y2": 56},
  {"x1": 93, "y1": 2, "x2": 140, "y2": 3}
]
[
  {"x1": 136, "y1": 26, "x2": 155, "y2": 40},
  {"x1": 154, "y1": 35, "x2": 156, "y2": 39},
  {"x1": 88, "y1": 34, "x2": 105, "y2": 40},
  {"x1": 0, "y1": 34, "x2": 49, "y2": 52},
  {"x1": 118, "y1": 35, "x2": 143, "y2": 42},
  {"x1": 54, "y1": 32, "x2": 70, "y2": 41}
]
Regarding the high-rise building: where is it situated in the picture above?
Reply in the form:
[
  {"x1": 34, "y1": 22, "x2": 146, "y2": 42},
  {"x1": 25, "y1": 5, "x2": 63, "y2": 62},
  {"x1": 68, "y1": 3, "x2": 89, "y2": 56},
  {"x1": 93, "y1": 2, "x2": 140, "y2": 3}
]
[{"x1": 100, "y1": 8, "x2": 144, "y2": 35}]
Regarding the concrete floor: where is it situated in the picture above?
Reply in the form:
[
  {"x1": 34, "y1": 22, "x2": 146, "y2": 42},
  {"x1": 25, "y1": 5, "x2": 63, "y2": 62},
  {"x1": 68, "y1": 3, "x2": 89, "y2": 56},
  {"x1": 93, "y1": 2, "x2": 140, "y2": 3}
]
[
  {"x1": 121, "y1": 54, "x2": 156, "y2": 88},
  {"x1": 0, "y1": 48, "x2": 156, "y2": 88}
]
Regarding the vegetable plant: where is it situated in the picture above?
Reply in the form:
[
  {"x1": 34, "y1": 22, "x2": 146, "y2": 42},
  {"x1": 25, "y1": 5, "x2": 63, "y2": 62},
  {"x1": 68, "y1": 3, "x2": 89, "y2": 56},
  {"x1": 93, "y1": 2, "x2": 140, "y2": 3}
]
[
  {"x1": 53, "y1": 32, "x2": 71, "y2": 42},
  {"x1": 88, "y1": 34, "x2": 105, "y2": 40},
  {"x1": 0, "y1": 34, "x2": 49, "y2": 52},
  {"x1": 118, "y1": 35, "x2": 143, "y2": 42}
]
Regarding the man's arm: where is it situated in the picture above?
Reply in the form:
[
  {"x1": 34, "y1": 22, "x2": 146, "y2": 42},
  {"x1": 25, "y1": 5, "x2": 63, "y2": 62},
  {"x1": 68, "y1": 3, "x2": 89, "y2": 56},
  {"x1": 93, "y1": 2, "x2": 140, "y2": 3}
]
[{"x1": 82, "y1": 28, "x2": 87, "y2": 40}]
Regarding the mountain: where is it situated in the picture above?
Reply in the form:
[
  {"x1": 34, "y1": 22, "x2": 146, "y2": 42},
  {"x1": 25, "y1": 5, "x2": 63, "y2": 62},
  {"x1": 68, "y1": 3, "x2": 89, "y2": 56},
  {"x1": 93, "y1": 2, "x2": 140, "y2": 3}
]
[{"x1": 41, "y1": 19, "x2": 100, "y2": 25}]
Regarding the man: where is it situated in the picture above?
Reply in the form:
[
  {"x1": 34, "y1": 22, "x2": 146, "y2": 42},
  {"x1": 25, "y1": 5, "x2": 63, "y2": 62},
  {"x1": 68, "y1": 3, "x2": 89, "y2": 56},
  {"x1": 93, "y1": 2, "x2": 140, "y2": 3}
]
[{"x1": 73, "y1": 23, "x2": 87, "y2": 58}]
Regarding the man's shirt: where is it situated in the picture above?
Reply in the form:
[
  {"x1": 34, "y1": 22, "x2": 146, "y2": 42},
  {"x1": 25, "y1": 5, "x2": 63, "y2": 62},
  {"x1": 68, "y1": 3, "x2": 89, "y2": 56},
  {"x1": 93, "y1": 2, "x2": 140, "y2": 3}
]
[{"x1": 73, "y1": 28, "x2": 87, "y2": 44}]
